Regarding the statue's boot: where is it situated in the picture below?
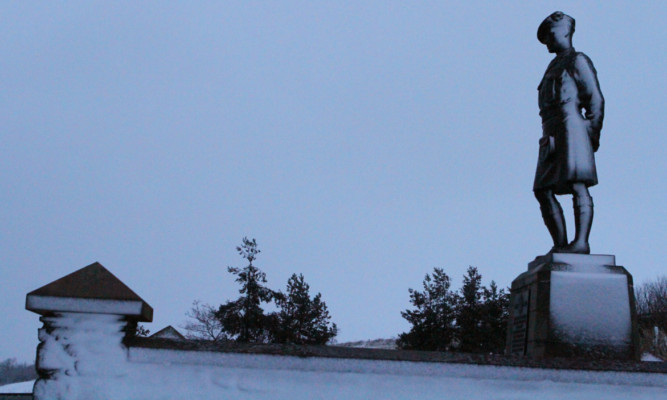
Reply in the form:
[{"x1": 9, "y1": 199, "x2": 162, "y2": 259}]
[
  {"x1": 562, "y1": 196, "x2": 593, "y2": 254},
  {"x1": 541, "y1": 203, "x2": 567, "y2": 254}
]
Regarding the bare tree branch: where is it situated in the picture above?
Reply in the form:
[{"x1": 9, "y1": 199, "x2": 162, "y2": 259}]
[{"x1": 182, "y1": 300, "x2": 226, "y2": 342}]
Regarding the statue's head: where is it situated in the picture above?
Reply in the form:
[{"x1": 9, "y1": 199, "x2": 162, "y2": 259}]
[{"x1": 538, "y1": 12, "x2": 575, "y2": 53}]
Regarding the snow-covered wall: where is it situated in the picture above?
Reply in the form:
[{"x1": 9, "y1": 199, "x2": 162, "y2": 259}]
[
  {"x1": 28, "y1": 312, "x2": 666, "y2": 400},
  {"x1": 110, "y1": 349, "x2": 667, "y2": 400}
]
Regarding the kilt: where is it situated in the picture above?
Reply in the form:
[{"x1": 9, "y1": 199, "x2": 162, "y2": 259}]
[{"x1": 533, "y1": 112, "x2": 598, "y2": 194}]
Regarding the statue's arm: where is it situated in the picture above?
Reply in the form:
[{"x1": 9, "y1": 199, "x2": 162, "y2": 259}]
[{"x1": 574, "y1": 54, "x2": 605, "y2": 150}]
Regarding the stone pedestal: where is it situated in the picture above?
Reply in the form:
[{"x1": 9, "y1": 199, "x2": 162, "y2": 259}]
[{"x1": 506, "y1": 253, "x2": 639, "y2": 360}]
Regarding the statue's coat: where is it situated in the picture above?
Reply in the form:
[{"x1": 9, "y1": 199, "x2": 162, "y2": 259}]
[{"x1": 534, "y1": 49, "x2": 604, "y2": 195}]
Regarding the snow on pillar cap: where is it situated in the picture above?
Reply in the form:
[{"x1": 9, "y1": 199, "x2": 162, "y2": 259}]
[{"x1": 26, "y1": 262, "x2": 153, "y2": 321}]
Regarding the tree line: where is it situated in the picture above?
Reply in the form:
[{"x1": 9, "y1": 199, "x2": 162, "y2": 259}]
[
  {"x1": 183, "y1": 237, "x2": 337, "y2": 345},
  {"x1": 635, "y1": 275, "x2": 667, "y2": 358},
  {"x1": 183, "y1": 237, "x2": 510, "y2": 353},
  {"x1": 0, "y1": 358, "x2": 37, "y2": 386},
  {"x1": 397, "y1": 266, "x2": 509, "y2": 353}
]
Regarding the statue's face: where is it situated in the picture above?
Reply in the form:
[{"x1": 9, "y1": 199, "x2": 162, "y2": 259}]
[{"x1": 544, "y1": 24, "x2": 572, "y2": 54}]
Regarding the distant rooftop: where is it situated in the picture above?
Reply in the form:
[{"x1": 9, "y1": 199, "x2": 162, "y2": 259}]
[{"x1": 149, "y1": 326, "x2": 185, "y2": 340}]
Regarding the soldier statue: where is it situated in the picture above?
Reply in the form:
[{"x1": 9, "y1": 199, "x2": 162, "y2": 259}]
[{"x1": 534, "y1": 12, "x2": 604, "y2": 255}]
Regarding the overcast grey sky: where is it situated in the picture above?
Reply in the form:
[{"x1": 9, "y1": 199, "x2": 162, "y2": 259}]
[{"x1": 1, "y1": 2, "x2": 665, "y2": 362}]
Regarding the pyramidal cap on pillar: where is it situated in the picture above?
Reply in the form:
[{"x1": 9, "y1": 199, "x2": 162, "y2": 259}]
[{"x1": 25, "y1": 262, "x2": 153, "y2": 321}]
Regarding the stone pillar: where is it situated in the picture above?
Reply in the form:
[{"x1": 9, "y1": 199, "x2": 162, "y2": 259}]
[
  {"x1": 506, "y1": 253, "x2": 640, "y2": 360},
  {"x1": 33, "y1": 313, "x2": 128, "y2": 399},
  {"x1": 26, "y1": 262, "x2": 152, "y2": 400}
]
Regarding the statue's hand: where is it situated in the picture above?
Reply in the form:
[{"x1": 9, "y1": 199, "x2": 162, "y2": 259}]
[{"x1": 586, "y1": 120, "x2": 600, "y2": 152}]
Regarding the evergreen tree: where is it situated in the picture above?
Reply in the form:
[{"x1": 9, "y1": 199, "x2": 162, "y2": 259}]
[
  {"x1": 273, "y1": 274, "x2": 338, "y2": 345},
  {"x1": 479, "y1": 281, "x2": 510, "y2": 353},
  {"x1": 215, "y1": 237, "x2": 276, "y2": 342},
  {"x1": 454, "y1": 266, "x2": 485, "y2": 353},
  {"x1": 397, "y1": 268, "x2": 456, "y2": 351}
]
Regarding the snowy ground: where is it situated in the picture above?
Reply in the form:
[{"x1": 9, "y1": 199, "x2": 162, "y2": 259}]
[
  {"x1": 6, "y1": 351, "x2": 662, "y2": 400},
  {"x1": 642, "y1": 353, "x2": 664, "y2": 362},
  {"x1": 337, "y1": 338, "x2": 398, "y2": 349},
  {"x1": 0, "y1": 380, "x2": 33, "y2": 393},
  {"x1": 119, "y1": 361, "x2": 666, "y2": 400}
]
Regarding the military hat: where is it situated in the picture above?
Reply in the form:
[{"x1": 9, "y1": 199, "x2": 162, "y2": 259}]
[{"x1": 537, "y1": 12, "x2": 575, "y2": 44}]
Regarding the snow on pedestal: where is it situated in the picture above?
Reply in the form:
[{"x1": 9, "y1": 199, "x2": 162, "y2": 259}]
[
  {"x1": 507, "y1": 253, "x2": 639, "y2": 360},
  {"x1": 550, "y1": 270, "x2": 631, "y2": 346}
]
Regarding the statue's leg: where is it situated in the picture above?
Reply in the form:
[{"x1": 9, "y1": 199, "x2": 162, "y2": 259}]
[
  {"x1": 562, "y1": 183, "x2": 593, "y2": 254},
  {"x1": 535, "y1": 189, "x2": 567, "y2": 253}
]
